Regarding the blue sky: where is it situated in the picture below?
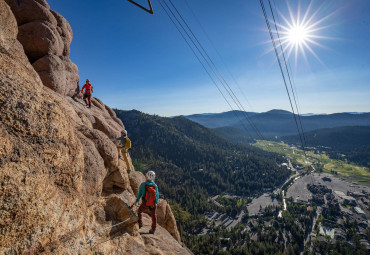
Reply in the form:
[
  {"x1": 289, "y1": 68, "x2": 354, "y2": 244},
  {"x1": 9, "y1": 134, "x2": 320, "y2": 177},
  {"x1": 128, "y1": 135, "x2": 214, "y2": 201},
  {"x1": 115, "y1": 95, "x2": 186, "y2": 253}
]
[{"x1": 48, "y1": 0, "x2": 370, "y2": 116}]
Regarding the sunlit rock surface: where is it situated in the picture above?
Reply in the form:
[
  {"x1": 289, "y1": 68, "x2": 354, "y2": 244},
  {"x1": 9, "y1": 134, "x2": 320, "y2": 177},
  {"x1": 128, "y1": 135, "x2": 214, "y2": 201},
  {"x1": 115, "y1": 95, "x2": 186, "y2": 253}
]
[{"x1": 0, "y1": 0, "x2": 187, "y2": 254}]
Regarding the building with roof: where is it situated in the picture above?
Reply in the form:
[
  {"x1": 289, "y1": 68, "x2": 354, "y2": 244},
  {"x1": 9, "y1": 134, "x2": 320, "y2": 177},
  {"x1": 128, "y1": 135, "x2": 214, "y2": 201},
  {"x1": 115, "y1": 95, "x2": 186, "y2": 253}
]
[{"x1": 354, "y1": 206, "x2": 365, "y2": 214}]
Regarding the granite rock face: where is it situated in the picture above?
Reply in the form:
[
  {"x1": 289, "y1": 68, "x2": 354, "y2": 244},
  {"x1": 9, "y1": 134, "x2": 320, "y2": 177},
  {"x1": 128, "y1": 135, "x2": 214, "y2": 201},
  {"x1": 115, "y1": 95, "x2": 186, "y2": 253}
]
[
  {"x1": 0, "y1": 0, "x2": 18, "y2": 50},
  {"x1": 0, "y1": 1, "x2": 187, "y2": 254},
  {"x1": 5, "y1": 0, "x2": 79, "y2": 96},
  {"x1": 157, "y1": 200, "x2": 182, "y2": 242}
]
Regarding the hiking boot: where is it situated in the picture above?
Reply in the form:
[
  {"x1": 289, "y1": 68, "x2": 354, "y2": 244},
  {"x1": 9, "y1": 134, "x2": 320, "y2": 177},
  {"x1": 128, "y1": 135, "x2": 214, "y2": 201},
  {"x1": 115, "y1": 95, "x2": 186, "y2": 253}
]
[
  {"x1": 138, "y1": 222, "x2": 143, "y2": 229},
  {"x1": 149, "y1": 229, "x2": 155, "y2": 234}
]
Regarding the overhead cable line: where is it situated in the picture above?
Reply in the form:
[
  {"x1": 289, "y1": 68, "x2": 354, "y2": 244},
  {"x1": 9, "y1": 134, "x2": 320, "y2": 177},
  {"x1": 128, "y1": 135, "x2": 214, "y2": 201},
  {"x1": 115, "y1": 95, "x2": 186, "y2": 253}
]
[
  {"x1": 268, "y1": 0, "x2": 307, "y2": 147},
  {"x1": 268, "y1": 0, "x2": 318, "y2": 186},
  {"x1": 259, "y1": 0, "x2": 307, "y2": 155},
  {"x1": 158, "y1": 0, "x2": 254, "y2": 140},
  {"x1": 160, "y1": 0, "x2": 264, "y2": 140},
  {"x1": 271, "y1": 0, "x2": 307, "y2": 147},
  {"x1": 164, "y1": 0, "x2": 263, "y2": 140},
  {"x1": 167, "y1": 0, "x2": 264, "y2": 140},
  {"x1": 183, "y1": 0, "x2": 256, "y2": 111},
  {"x1": 183, "y1": 0, "x2": 262, "y2": 136},
  {"x1": 157, "y1": 0, "x2": 254, "y2": 141}
]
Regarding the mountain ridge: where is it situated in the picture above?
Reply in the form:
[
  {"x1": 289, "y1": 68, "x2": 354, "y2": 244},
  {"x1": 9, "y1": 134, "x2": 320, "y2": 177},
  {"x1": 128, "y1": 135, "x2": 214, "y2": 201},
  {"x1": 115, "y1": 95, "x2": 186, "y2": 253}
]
[
  {"x1": 183, "y1": 109, "x2": 370, "y2": 139},
  {"x1": 184, "y1": 109, "x2": 369, "y2": 118}
]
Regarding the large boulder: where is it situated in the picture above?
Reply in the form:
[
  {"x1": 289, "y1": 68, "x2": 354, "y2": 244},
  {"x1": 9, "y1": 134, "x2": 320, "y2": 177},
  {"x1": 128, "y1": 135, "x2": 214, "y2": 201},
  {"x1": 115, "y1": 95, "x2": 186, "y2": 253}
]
[
  {"x1": 32, "y1": 54, "x2": 79, "y2": 96},
  {"x1": 157, "y1": 200, "x2": 182, "y2": 242},
  {"x1": 129, "y1": 171, "x2": 146, "y2": 196},
  {"x1": 51, "y1": 10, "x2": 72, "y2": 56},
  {"x1": 138, "y1": 214, "x2": 191, "y2": 255},
  {"x1": 33, "y1": 0, "x2": 49, "y2": 8},
  {"x1": 77, "y1": 126, "x2": 118, "y2": 166},
  {"x1": 0, "y1": 0, "x2": 18, "y2": 50},
  {"x1": 7, "y1": 0, "x2": 79, "y2": 96},
  {"x1": 4, "y1": 0, "x2": 57, "y2": 26},
  {"x1": 0, "y1": 0, "x2": 42, "y2": 87},
  {"x1": 104, "y1": 195, "x2": 139, "y2": 235},
  {"x1": 18, "y1": 20, "x2": 64, "y2": 63}
]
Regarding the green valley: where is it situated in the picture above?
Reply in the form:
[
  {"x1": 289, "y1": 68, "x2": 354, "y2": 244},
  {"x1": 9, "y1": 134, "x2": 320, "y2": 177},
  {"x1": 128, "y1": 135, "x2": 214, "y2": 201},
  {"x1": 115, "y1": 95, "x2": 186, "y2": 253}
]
[{"x1": 254, "y1": 140, "x2": 370, "y2": 185}]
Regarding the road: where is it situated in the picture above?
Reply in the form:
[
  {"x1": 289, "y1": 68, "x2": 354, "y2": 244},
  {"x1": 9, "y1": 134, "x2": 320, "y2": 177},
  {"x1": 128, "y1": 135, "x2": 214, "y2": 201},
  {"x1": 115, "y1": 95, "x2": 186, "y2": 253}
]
[
  {"x1": 249, "y1": 159, "x2": 298, "y2": 216},
  {"x1": 274, "y1": 159, "x2": 299, "y2": 195}
]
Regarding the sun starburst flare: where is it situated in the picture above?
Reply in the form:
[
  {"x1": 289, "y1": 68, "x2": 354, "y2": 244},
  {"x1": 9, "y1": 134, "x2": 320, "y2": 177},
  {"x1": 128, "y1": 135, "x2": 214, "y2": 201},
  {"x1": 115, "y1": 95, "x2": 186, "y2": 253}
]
[{"x1": 263, "y1": 1, "x2": 338, "y2": 67}]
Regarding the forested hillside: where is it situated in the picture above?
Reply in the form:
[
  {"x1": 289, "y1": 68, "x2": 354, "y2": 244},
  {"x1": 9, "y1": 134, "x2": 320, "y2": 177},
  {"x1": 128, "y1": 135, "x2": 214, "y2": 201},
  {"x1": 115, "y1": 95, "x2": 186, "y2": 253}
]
[
  {"x1": 213, "y1": 126, "x2": 254, "y2": 145},
  {"x1": 282, "y1": 126, "x2": 370, "y2": 168},
  {"x1": 114, "y1": 110, "x2": 290, "y2": 213}
]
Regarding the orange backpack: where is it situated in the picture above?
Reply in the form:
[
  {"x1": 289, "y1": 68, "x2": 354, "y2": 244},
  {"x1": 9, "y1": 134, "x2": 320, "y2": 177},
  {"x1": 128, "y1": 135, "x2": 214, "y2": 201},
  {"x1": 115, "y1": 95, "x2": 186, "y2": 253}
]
[{"x1": 145, "y1": 185, "x2": 156, "y2": 207}]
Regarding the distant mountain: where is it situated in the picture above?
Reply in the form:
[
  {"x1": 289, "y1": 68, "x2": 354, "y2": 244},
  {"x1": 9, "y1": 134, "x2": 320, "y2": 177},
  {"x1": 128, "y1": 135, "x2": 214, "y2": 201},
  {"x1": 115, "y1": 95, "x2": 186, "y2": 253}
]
[
  {"x1": 283, "y1": 126, "x2": 370, "y2": 149},
  {"x1": 265, "y1": 109, "x2": 292, "y2": 115},
  {"x1": 301, "y1": 112, "x2": 365, "y2": 116},
  {"x1": 185, "y1": 110, "x2": 258, "y2": 129},
  {"x1": 114, "y1": 109, "x2": 291, "y2": 213},
  {"x1": 282, "y1": 126, "x2": 370, "y2": 168},
  {"x1": 343, "y1": 112, "x2": 368, "y2": 114},
  {"x1": 300, "y1": 113, "x2": 318, "y2": 116},
  {"x1": 184, "y1": 110, "x2": 370, "y2": 139}
]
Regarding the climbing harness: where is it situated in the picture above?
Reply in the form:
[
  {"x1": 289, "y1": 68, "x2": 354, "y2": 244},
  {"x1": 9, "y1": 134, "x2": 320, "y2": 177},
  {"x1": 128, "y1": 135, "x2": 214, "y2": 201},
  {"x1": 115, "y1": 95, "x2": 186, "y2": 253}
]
[{"x1": 127, "y1": 0, "x2": 154, "y2": 14}]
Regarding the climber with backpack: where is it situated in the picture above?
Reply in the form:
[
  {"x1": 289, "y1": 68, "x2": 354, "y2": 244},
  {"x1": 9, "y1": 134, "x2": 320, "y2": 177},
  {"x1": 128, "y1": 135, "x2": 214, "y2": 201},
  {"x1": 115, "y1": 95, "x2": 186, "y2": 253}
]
[
  {"x1": 81, "y1": 79, "x2": 93, "y2": 108},
  {"x1": 136, "y1": 171, "x2": 159, "y2": 234},
  {"x1": 110, "y1": 130, "x2": 132, "y2": 172}
]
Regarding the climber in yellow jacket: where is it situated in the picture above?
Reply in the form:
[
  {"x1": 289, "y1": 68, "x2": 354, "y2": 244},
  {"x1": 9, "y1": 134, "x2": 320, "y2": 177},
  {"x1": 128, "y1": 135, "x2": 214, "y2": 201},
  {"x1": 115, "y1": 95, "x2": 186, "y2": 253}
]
[{"x1": 111, "y1": 130, "x2": 132, "y2": 172}]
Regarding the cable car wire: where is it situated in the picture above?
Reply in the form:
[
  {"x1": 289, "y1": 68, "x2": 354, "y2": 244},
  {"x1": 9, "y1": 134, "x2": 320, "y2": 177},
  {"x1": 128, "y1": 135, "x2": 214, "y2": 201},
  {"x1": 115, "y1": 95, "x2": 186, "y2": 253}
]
[
  {"x1": 161, "y1": 0, "x2": 264, "y2": 140},
  {"x1": 183, "y1": 0, "x2": 255, "y2": 113},
  {"x1": 167, "y1": 0, "x2": 264, "y2": 140},
  {"x1": 157, "y1": 0, "x2": 254, "y2": 141},
  {"x1": 268, "y1": 0, "x2": 307, "y2": 147},
  {"x1": 270, "y1": 0, "x2": 307, "y2": 147},
  {"x1": 164, "y1": 0, "x2": 263, "y2": 140},
  {"x1": 259, "y1": 0, "x2": 307, "y2": 155}
]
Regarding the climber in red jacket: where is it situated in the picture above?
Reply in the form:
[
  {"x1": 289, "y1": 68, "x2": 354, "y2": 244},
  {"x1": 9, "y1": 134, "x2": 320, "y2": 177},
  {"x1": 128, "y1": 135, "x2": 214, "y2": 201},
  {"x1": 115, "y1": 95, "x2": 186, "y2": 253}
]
[{"x1": 81, "y1": 79, "x2": 93, "y2": 108}]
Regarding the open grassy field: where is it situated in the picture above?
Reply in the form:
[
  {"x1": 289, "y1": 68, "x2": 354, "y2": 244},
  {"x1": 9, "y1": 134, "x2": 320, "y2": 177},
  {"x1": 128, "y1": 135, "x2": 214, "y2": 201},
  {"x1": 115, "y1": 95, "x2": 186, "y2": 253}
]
[{"x1": 254, "y1": 140, "x2": 370, "y2": 185}]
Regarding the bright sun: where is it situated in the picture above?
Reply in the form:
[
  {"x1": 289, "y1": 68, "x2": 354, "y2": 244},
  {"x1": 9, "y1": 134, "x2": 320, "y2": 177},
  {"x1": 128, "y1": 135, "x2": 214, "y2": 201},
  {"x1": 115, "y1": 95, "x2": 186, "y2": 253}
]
[
  {"x1": 268, "y1": 1, "x2": 334, "y2": 66},
  {"x1": 288, "y1": 25, "x2": 309, "y2": 45}
]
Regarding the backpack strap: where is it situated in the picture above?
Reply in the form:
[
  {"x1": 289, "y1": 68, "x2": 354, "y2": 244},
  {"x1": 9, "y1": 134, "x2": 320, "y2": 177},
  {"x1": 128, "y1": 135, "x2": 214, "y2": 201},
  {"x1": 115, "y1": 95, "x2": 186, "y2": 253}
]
[
  {"x1": 143, "y1": 184, "x2": 149, "y2": 202},
  {"x1": 145, "y1": 184, "x2": 148, "y2": 193}
]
